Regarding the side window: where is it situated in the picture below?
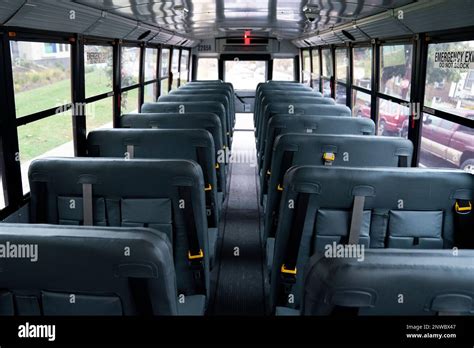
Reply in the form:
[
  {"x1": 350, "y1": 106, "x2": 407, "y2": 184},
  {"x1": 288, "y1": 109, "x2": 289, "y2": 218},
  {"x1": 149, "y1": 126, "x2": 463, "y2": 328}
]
[
  {"x1": 197, "y1": 58, "x2": 218, "y2": 80},
  {"x1": 160, "y1": 48, "x2": 170, "y2": 95},
  {"x1": 380, "y1": 44, "x2": 412, "y2": 100},
  {"x1": 11, "y1": 40, "x2": 74, "y2": 194},
  {"x1": 273, "y1": 58, "x2": 294, "y2": 81},
  {"x1": 301, "y1": 49, "x2": 311, "y2": 85},
  {"x1": 84, "y1": 45, "x2": 114, "y2": 134}
]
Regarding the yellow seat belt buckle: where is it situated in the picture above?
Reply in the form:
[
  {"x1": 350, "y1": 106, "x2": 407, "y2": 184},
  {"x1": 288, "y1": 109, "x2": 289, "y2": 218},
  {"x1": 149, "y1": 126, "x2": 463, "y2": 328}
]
[
  {"x1": 188, "y1": 249, "x2": 204, "y2": 260},
  {"x1": 323, "y1": 152, "x2": 335, "y2": 165},
  {"x1": 281, "y1": 264, "x2": 297, "y2": 275},
  {"x1": 455, "y1": 201, "x2": 472, "y2": 213},
  {"x1": 215, "y1": 163, "x2": 220, "y2": 169},
  {"x1": 204, "y1": 184, "x2": 212, "y2": 191},
  {"x1": 277, "y1": 184, "x2": 283, "y2": 191}
]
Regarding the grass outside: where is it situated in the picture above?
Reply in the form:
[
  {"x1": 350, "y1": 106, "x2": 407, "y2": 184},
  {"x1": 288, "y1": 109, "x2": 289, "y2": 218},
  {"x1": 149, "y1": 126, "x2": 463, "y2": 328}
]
[{"x1": 17, "y1": 70, "x2": 118, "y2": 162}]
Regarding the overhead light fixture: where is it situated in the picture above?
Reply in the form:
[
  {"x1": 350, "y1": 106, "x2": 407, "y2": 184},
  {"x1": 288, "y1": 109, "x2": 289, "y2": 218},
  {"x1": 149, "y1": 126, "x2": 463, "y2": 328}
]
[
  {"x1": 173, "y1": 4, "x2": 189, "y2": 14},
  {"x1": 303, "y1": 2, "x2": 320, "y2": 23},
  {"x1": 341, "y1": 30, "x2": 356, "y2": 41},
  {"x1": 137, "y1": 30, "x2": 152, "y2": 41}
]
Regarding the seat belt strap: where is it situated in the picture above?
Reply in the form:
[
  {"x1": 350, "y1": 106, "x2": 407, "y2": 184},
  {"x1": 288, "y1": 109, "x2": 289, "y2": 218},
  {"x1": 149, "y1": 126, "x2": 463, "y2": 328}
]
[
  {"x1": 82, "y1": 183, "x2": 93, "y2": 226},
  {"x1": 270, "y1": 151, "x2": 294, "y2": 238},
  {"x1": 348, "y1": 195, "x2": 365, "y2": 245},
  {"x1": 277, "y1": 192, "x2": 310, "y2": 306},
  {"x1": 196, "y1": 147, "x2": 216, "y2": 228},
  {"x1": 178, "y1": 186, "x2": 205, "y2": 294},
  {"x1": 398, "y1": 155, "x2": 408, "y2": 167},
  {"x1": 126, "y1": 144, "x2": 135, "y2": 159}
]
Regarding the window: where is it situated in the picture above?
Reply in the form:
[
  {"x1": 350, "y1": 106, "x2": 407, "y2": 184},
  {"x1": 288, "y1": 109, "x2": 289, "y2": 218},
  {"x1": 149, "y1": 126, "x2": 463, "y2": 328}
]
[
  {"x1": 121, "y1": 88, "x2": 139, "y2": 114},
  {"x1": 180, "y1": 50, "x2": 189, "y2": 85},
  {"x1": 336, "y1": 84, "x2": 347, "y2": 105},
  {"x1": 353, "y1": 90, "x2": 371, "y2": 118},
  {"x1": 86, "y1": 97, "x2": 113, "y2": 135},
  {"x1": 160, "y1": 79, "x2": 169, "y2": 96},
  {"x1": 0, "y1": 142, "x2": 5, "y2": 210},
  {"x1": 160, "y1": 48, "x2": 171, "y2": 95},
  {"x1": 353, "y1": 47, "x2": 372, "y2": 89},
  {"x1": 322, "y1": 49, "x2": 333, "y2": 97},
  {"x1": 224, "y1": 60, "x2": 266, "y2": 90},
  {"x1": 273, "y1": 58, "x2": 294, "y2": 81},
  {"x1": 424, "y1": 40, "x2": 474, "y2": 118},
  {"x1": 10, "y1": 40, "x2": 72, "y2": 118},
  {"x1": 420, "y1": 114, "x2": 474, "y2": 173},
  {"x1": 121, "y1": 46, "x2": 140, "y2": 88},
  {"x1": 377, "y1": 98, "x2": 409, "y2": 138},
  {"x1": 171, "y1": 48, "x2": 180, "y2": 89},
  {"x1": 379, "y1": 44, "x2": 412, "y2": 100},
  {"x1": 197, "y1": 58, "x2": 218, "y2": 80},
  {"x1": 335, "y1": 48, "x2": 348, "y2": 83},
  {"x1": 144, "y1": 83, "x2": 157, "y2": 103},
  {"x1": 145, "y1": 48, "x2": 158, "y2": 81},
  {"x1": 84, "y1": 45, "x2": 113, "y2": 98},
  {"x1": 302, "y1": 50, "x2": 311, "y2": 85},
  {"x1": 160, "y1": 48, "x2": 170, "y2": 77},
  {"x1": 322, "y1": 49, "x2": 333, "y2": 78},
  {"x1": 18, "y1": 111, "x2": 74, "y2": 193},
  {"x1": 311, "y1": 50, "x2": 320, "y2": 90}
]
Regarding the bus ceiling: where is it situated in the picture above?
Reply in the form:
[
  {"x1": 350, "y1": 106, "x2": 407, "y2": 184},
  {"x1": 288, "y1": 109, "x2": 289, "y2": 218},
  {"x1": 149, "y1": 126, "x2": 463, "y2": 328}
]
[{"x1": 0, "y1": 0, "x2": 473, "y2": 52}]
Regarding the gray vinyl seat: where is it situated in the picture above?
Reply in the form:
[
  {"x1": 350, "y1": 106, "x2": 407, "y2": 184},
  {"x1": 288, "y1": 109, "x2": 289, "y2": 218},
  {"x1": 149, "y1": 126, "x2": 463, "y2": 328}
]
[
  {"x1": 141, "y1": 102, "x2": 230, "y2": 149},
  {"x1": 264, "y1": 134, "x2": 414, "y2": 265},
  {"x1": 302, "y1": 249, "x2": 474, "y2": 316},
  {"x1": 0, "y1": 223, "x2": 206, "y2": 316},
  {"x1": 257, "y1": 104, "x2": 352, "y2": 168},
  {"x1": 86, "y1": 129, "x2": 221, "y2": 234},
  {"x1": 254, "y1": 84, "x2": 314, "y2": 123},
  {"x1": 256, "y1": 97, "x2": 335, "y2": 143},
  {"x1": 28, "y1": 158, "x2": 212, "y2": 301},
  {"x1": 254, "y1": 91, "x2": 325, "y2": 129},
  {"x1": 259, "y1": 116, "x2": 376, "y2": 203},
  {"x1": 269, "y1": 166, "x2": 473, "y2": 313},
  {"x1": 180, "y1": 82, "x2": 235, "y2": 126},
  {"x1": 158, "y1": 94, "x2": 233, "y2": 140},
  {"x1": 170, "y1": 88, "x2": 235, "y2": 128},
  {"x1": 119, "y1": 112, "x2": 227, "y2": 194}
]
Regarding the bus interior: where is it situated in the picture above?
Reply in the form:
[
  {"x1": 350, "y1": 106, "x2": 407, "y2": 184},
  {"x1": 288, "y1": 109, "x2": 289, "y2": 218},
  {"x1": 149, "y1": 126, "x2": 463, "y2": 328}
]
[{"x1": 0, "y1": 0, "x2": 473, "y2": 334}]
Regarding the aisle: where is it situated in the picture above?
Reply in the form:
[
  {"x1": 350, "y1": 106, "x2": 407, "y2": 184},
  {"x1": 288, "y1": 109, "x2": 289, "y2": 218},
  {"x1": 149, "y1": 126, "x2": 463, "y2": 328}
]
[{"x1": 211, "y1": 114, "x2": 265, "y2": 315}]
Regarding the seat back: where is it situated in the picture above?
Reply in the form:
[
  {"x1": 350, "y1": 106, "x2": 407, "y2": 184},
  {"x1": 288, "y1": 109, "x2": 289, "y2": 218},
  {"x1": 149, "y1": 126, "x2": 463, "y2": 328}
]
[
  {"x1": 263, "y1": 135, "x2": 414, "y2": 242},
  {"x1": 87, "y1": 129, "x2": 220, "y2": 227},
  {"x1": 256, "y1": 97, "x2": 335, "y2": 140},
  {"x1": 28, "y1": 158, "x2": 211, "y2": 297},
  {"x1": 258, "y1": 104, "x2": 352, "y2": 159},
  {"x1": 303, "y1": 249, "x2": 474, "y2": 315},
  {"x1": 270, "y1": 166, "x2": 473, "y2": 310},
  {"x1": 170, "y1": 88, "x2": 235, "y2": 125},
  {"x1": 158, "y1": 94, "x2": 232, "y2": 138},
  {"x1": 260, "y1": 115, "x2": 375, "y2": 183},
  {"x1": 0, "y1": 223, "x2": 178, "y2": 315},
  {"x1": 119, "y1": 113, "x2": 226, "y2": 193},
  {"x1": 141, "y1": 102, "x2": 230, "y2": 148},
  {"x1": 255, "y1": 91, "x2": 324, "y2": 124}
]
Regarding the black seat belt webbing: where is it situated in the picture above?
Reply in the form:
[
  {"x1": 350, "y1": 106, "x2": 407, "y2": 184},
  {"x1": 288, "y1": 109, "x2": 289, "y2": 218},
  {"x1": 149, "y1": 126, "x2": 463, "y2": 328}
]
[
  {"x1": 348, "y1": 195, "x2": 366, "y2": 245},
  {"x1": 178, "y1": 186, "x2": 206, "y2": 294},
  {"x1": 398, "y1": 155, "x2": 408, "y2": 167},
  {"x1": 82, "y1": 183, "x2": 93, "y2": 226},
  {"x1": 196, "y1": 147, "x2": 216, "y2": 228},
  {"x1": 277, "y1": 192, "x2": 310, "y2": 306},
  {"x1": 270, "y1": 151, "x2": 294, "y2": 238}
]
